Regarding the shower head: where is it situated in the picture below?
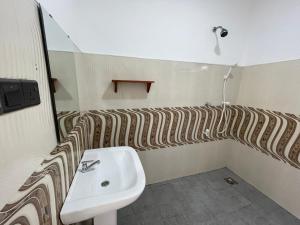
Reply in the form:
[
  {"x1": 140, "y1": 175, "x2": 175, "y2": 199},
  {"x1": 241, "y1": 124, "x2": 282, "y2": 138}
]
[
  {"x1": 220, "y1": 28, "x2": 228, "y2": 37},
  {"x1": 213, "y1": 26, "x2": 228, "y2": 38}
]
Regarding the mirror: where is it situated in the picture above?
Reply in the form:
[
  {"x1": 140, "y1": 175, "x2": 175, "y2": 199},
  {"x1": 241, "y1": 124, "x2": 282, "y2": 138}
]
[{"x1": 38, "y1": 5, "x2": 81, "y2": 142}]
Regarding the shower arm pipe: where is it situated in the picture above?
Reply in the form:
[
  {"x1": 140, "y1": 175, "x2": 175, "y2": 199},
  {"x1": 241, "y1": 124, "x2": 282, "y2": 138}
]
[{"x1": 212, "y1": 26, "x2": 223, "y2": 32}]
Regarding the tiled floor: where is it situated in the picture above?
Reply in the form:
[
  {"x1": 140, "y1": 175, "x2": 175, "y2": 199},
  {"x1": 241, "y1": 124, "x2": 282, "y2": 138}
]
[{"x1": 118, "y1": 168, "x2": 300, "y2": 225}]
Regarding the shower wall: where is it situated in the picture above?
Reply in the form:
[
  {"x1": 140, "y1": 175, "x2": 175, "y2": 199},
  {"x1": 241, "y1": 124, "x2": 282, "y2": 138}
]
[
  {"x1": 227, "y1": 59, "x2": 300, "y2": 218},
  {"x1": 230, "y1": 0, "x2": 300, "y2": 217},
  {"x1": 73, "y1": 53, "x2": 241, "y2": 182},
  {"x1": 72, "y1": 53, "x2": 300, "y2": 215}
]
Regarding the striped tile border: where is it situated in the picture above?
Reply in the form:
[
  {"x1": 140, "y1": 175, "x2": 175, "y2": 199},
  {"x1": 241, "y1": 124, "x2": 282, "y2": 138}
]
[
  {"x1": 57, "y1": 111, "x2": 81, "y2": 140},
  {"x1": 87, "y1": 106, "x2": 228, "y2": 151},
  {"x1": 58, "y1": 106, "x2": 300, "y2": 168},
  {"x1": 228, "y1": 105, "x2": 300, "y2": 169},
  {"x1": 0, "y1": 116, "x2": 91, "y2": 225}
]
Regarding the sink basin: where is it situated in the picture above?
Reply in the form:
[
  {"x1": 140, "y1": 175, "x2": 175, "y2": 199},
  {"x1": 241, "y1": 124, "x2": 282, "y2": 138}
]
[{"x1": 60, "y1": 146, "x2": 145, "y2": 225}]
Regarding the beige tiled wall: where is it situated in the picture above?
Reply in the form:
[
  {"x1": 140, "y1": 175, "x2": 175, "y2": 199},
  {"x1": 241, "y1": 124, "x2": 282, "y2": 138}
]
[
  {"x1": 0, "y1": 0, "x2": 57, "y2": 209},
  {"x1": 74, "y1": 53, "x2": 242, "y2": 110},
  {"x1": 227, "y1": 60, "x2": 300, "y2": 219},
  {"x1": 139, "y1": 141, "x2": 229, "y2": 184},
  {"x1": 48, "y1": 50, "x2": 80, "y2": 111},
  {"x1": 236, "y1": 59, "x2": 300, "y2": 114}
]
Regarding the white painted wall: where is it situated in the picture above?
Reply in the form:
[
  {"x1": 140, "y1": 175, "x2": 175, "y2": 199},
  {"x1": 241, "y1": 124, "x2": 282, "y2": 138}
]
[
  {"x1": 42, "y1": 7, "x2": 79, "y2": 52},
  {"x1": 38, "y1": 0, "x2": 253, "y2": 65},
  {"x1": 38, "y1": 0, "x2": 300, "y2": 66},
  {"x1": 240, "y1": 0, "x2": 300, "y2": 65}
]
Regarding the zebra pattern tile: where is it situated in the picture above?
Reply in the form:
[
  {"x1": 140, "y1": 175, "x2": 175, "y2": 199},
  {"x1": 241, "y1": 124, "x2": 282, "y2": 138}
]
[
  {"x1": 57, "y1": 106, "x2": 300, "y2": 168},
  {"x1": 228, "y1": 105, "x2": 300, "y2": 169},
  {"x1": 0, "y1": 116, "x2": 91, "y2": 225},
  {"x1": 57, "y1": 111, "x2": 81, "y2": 139},
  {"x1": 86, "y1": 106, "x2": 228, "y2": 151}
]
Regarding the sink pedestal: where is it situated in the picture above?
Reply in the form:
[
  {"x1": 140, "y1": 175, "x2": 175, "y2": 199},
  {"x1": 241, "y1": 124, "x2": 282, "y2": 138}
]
[{"x1": 94, "y1": 210, "x2": 117, "y2": 225}]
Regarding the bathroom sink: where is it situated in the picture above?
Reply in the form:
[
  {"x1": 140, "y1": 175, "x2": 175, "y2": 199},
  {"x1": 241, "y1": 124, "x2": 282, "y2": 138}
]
[{"x1": 60, "y1": 146, "x2": 145, "y2": 225}]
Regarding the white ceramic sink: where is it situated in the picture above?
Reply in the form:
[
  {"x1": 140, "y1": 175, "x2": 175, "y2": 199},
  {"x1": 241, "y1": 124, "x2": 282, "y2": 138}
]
[{"x1": 60, "y1": 146, "x2": 145, "y2": 225}]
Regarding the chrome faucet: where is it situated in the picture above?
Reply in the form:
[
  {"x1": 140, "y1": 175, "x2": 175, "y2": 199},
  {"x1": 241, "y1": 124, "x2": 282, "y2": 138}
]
[{"x1": 80, "y1": 160, "x2": 100, "y2": 173}]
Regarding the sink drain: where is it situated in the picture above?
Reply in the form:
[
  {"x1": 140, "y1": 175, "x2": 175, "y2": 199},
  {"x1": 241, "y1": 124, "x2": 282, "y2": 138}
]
[{"x1": 101, "y1": 180, "x2": 110, "y2": 187}]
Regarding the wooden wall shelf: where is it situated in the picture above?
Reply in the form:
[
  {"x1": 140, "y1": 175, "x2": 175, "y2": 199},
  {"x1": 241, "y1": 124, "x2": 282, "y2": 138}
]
[{"x1": 112, "y1": 80, "x2": 155, "y2": 93}]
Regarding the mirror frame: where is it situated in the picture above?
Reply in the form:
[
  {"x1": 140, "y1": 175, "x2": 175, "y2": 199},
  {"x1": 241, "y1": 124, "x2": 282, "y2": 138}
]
[{"x1": 37, "y1": 3, "x2": 60, "y2": 142}]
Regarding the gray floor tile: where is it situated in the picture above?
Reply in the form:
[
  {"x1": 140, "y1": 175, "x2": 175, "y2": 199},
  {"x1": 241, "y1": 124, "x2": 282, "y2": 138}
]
[
  {"x1": 214, "y1": 213, "x2": 250, "y2": 225},
  {"x1": 233, "y1": 183, "x2": 281, "y2": 214},
  {"x1": 118, "y1": 215, "x2": 142, "y2": 225},
  {"x1": 163, "y1": 215, "x2": 190, "y2": 225},
  {"x1": 232, "y1": 205, "x2": 273, "y2": 225},
  {"x1": 207, "y1": 178, "x2": 232, "y2": 191},
  {"x1": 151, "y1": 183, "x2": 183, "y2": 205},
  {"x1": 187, "y1": 211, "x2": 215, "y2": 224},
  {"x1": 160, "y1": 200, "x2": 185, "y2": 218},
  {"x1": 140, "y1": 217, "x2": 165, "y2": 225},
  {"x1": 131, "y1": 187, "x2": 155, "y2": 214},
  {"x1": 268, "y1": 207, "x2": 300, "y2": 225},
  {"x1": 185, "y1": 200, "x2": 214, "y2": 222},
  {"x1": 136, "y1": 205, "x2": 162, "y2": 222},
  {"x1": 219, "y1": 189, "x2": 251, "y2": 212},
  {"x1": 118, "y1": 206, "x2": 134, "y2": 218},
  {"x1": 117, "y1": 168, "x2": 300, "y2": 225}
]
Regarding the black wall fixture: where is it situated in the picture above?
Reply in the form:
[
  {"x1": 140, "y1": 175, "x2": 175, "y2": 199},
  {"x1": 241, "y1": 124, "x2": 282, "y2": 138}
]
[
  {"x1": 37, "y1": 3, "x2": 60, "y2": 142},
  {"x1": 0, "y1": 78, "x2": 40, "y2": 114}
]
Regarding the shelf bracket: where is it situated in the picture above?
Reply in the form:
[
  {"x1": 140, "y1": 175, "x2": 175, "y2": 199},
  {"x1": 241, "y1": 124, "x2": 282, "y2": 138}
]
[
  {"x1": 146, "y1": 82, "x2": 152, "y2": 93},
  {"x1": 112, "y1": 80, "x2": 154, "y2": 93}
]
